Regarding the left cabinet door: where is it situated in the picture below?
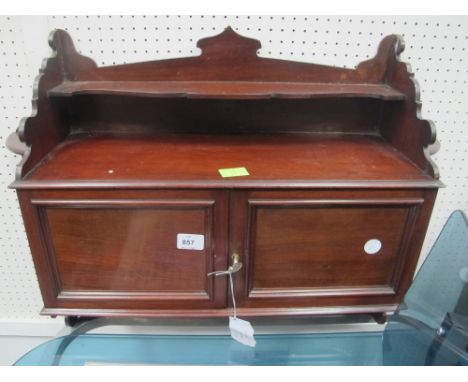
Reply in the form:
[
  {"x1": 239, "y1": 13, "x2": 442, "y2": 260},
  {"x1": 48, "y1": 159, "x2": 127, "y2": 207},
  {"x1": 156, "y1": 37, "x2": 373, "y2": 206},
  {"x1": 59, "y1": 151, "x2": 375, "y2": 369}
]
[{"x1": 18, "y1": 190, "x2": 229, "y2": 316}]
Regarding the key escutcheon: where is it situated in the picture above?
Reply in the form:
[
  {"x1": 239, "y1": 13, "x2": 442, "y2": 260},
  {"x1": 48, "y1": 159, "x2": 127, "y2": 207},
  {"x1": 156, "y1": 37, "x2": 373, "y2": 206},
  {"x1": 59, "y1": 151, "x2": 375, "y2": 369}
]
[{"x1": 208, "y1": 253, "x2": 243, "y2": 277}]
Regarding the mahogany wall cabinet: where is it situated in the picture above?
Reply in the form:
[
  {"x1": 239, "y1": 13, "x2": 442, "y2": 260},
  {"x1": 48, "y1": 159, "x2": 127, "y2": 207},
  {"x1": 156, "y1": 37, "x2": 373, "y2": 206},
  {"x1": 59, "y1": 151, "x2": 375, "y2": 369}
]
[{"x1": 7, "y1": 28, "x2": 441, "y2": 319}]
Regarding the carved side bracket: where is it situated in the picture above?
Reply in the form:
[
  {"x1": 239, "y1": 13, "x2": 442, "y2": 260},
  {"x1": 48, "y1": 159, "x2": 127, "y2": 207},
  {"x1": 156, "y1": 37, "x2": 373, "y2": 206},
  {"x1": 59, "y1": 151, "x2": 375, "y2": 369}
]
[
  {"x1": 356, "y1": 35, "x2": 405, "y2": 83},
  {"x1": 12, "y1": 30, "x2": 98, "y2": 179},
  {"x1": 49, "y1": 29, "x2": 98, "y2": 81},
  {"x1": 378, "y1": 36, "x2": 439, "y2": 179}
]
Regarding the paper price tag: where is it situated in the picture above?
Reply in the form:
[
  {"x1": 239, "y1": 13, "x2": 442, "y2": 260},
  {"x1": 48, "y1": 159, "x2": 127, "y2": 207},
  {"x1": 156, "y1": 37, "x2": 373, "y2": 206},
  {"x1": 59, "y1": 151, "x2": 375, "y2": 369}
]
[
  {"x1": 218, "y1": 167, "x2": 250, "y2": 178},
  {"x1": 177, "y1": 234, "x2": 204, "y2": 250},
  {"x1": 229, "y1": 316, "x2": 256, "y2": 347}
]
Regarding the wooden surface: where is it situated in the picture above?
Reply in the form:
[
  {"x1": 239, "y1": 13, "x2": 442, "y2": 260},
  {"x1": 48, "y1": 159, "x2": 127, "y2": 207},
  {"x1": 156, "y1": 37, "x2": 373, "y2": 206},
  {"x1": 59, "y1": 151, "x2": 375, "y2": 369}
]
[
  {"x1": 229, "y1": 189, "x2": 437, "y2": 311},
  {"x1": 19, "y1": 189, "x2": 230, "y2": 311},
  {"x1": 250, "y1": 206, "x2": 410, "y2": 287},
  {"x1": 24, "y1": 133, "x2": 432, "y2": 185},
  {"x1": 10, "y1": 28, "x2": 440, "y2": 319},
  {"x1": 49, "y1": 81, "x2": 406, "y2": 100},
  {"x1": 49, "y1": 208, "x2": 209, "y2": 291},
  {"x1": 17, "y1": 188, "x2": 436, "y2": 315},
  {"x1": 11, "y1": 28, "x2": 438, "y2": 180}
]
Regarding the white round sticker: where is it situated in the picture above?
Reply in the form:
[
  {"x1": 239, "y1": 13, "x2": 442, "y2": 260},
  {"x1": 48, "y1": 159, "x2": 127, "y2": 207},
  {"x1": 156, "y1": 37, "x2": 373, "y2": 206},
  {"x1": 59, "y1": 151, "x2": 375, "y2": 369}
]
[{"x1": 364, "y1": 239, "x2": 382, "y2": 255}]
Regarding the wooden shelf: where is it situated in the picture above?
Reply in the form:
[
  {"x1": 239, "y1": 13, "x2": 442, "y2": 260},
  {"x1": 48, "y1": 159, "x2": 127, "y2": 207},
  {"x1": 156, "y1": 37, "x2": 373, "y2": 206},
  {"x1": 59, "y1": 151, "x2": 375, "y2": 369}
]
[
  {"x1": 19, "y1": 133, "x2": 437, "y2": 189},
  {"x1": 48, "y1": 81, "x2": 407, "y2": 100},
  {"x1": 10, "y1": 29, "x2": 440, "y2": 320}
]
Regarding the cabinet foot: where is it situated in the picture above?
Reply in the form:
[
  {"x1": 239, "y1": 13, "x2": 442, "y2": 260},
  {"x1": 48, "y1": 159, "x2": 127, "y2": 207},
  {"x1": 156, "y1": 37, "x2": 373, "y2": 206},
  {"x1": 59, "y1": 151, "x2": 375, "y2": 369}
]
[
  {"x1": 64, "y1": 315, "x2": 94, "y2": 327},
  {"x1": 372, "y1": 313, "x2": 387, "y2": 324}
]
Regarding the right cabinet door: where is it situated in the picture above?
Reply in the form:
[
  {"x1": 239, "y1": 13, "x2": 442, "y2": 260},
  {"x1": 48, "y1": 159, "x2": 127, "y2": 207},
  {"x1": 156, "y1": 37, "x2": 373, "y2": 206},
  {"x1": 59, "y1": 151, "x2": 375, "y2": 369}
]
[{"x1": 230, "y1": 189, "x2": 436, "y2": 315}]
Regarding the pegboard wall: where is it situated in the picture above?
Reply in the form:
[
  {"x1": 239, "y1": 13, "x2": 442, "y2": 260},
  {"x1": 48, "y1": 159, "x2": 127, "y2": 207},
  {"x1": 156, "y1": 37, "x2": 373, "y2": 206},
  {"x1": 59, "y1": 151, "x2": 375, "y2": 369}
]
[{"x1": 0, "y1": 15, "x2": 467, "y2": 321}]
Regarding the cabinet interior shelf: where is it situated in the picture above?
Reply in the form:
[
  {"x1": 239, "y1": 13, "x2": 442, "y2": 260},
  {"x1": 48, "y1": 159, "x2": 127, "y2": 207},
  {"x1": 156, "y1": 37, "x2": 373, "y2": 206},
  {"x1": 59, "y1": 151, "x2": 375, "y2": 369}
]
[{"x1": 48, "y1": 81, "x2": 407, "y2": 100}]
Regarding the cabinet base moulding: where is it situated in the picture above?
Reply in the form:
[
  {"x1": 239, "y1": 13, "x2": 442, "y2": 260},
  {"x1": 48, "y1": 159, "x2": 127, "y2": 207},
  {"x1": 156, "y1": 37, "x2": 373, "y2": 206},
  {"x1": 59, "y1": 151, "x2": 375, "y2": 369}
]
[{"x1": 41, "y1": 305, "x2": 399, "y2": 318}]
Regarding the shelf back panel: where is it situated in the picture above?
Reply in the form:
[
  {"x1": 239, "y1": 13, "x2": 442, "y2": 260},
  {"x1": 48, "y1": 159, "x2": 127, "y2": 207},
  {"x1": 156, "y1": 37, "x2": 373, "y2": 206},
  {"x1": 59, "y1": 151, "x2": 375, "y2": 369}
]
[{"x1": 66, "y1": 97, "x2": 382, "y2": 135}]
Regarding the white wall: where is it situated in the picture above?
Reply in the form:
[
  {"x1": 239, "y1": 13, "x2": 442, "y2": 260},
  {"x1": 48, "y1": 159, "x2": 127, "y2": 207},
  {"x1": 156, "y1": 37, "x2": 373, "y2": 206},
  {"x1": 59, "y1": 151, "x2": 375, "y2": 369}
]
[{"x1": 1, "y1": 15, "x2": 467, "y2": 324}]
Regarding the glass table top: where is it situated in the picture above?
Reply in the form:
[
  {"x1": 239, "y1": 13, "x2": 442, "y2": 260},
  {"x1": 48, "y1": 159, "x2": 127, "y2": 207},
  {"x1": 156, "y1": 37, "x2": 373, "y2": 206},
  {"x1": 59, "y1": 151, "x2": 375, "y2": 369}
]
[{"x1": 16, "y1": 331, "x2": 384, "y2": 366}]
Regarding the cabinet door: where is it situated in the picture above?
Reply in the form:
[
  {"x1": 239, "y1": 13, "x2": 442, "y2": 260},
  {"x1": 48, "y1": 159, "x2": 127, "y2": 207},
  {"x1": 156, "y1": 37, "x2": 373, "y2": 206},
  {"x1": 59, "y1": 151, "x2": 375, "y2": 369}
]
[
  {"x1": 230, "y1": 190, "x2": 435, "y2": 314},
  {"x1": 20, "y1": 190, "x2": 229, "y2": 315}
]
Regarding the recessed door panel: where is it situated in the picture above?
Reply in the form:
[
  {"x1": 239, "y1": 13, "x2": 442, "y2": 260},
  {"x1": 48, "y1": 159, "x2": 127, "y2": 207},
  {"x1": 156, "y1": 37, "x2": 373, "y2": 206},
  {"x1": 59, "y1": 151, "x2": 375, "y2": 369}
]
[
  {"x1": 252, "y1": 206, "x2": 407, "y2": 289},
  {"x1": 30, "y1": 190, "x2": 229, "y2": 311},
  {"x1": 47, "y1": 207, "x2": 209, "y2": 292},
  {"x1": 230, "y1": 191, "x2": 425, "y2": 309}
]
